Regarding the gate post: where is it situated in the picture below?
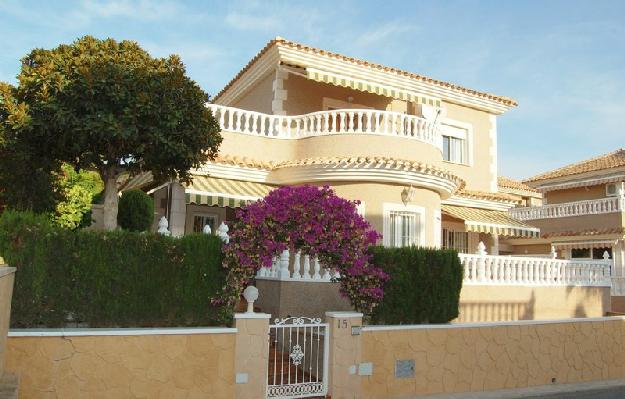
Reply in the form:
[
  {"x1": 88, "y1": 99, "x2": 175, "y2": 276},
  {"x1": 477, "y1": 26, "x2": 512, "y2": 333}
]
[
  {"x1": 325, "y1": 311, "x2": 363, "y2": 399},
  {"x1": 234, "y1": 312, "x2": 271, "y2": 399}
]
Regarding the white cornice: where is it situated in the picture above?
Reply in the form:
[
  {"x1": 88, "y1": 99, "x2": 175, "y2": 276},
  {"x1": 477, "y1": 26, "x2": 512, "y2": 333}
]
[
  {"x1": 192, "y1": 161, "x2": 462, "y2": 198},
  {"x1": 277, "y1": 46, "x2": 514, "y2": 115},
  {"x1": 443, "y1": 196, "x2": 515, "y2": 211},
  {"x1": 269, "y1": 164, "x2": 460, "y2": 198}
]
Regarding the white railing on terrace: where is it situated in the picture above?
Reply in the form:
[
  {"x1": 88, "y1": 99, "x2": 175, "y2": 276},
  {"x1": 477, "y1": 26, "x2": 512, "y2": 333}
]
[
  {"x1": 256, "y1": 249, "x2": 340, "y2": 282},
  {"x1": 460, "y1": 242, "x2": 611, "y2": 287},
  {"x1": 509, "y1": 196, "x2": 625, "y2": 221},
  {"x1": 207, "y1": 104, "x2": 442, "y2": 150}
]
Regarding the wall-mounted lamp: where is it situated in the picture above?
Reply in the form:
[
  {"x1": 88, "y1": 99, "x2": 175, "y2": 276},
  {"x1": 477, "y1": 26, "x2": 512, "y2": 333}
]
[
  {"x1": 401, "y1": 186, "x2": 416, "y2": 206},
  {"x1": 347, "y1": 96, "x2": 354, "y2": 103}
]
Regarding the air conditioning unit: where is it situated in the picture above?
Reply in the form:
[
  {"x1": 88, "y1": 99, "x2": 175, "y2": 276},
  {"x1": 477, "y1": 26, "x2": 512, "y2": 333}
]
[{"x1": 606, "y1": 183, "x2": 619, "y2": 197}]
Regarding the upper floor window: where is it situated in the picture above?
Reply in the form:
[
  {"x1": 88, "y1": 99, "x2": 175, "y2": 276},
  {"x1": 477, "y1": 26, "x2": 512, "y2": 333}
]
[
  {"x1": 441, "y1": 123, "x2": 468, "y2": 164},
  {"x1": 383, "y1": 204, "x2": 425, "y2": 247}
]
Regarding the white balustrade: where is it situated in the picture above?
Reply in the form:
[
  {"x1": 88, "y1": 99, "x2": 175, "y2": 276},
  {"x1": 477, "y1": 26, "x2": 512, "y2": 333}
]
[
  {"x1": 460, "y1": 242, "x2": 612, "y2": 287},
  {"x1": 256, "y1": 249, "x2": 339, "y2": 282},
  {"x1": 509, "y1": 196, "x2": 625, "y2": 221},
  {"x1": 206, "y1": 104, "x2": 442, "y2": 151}
]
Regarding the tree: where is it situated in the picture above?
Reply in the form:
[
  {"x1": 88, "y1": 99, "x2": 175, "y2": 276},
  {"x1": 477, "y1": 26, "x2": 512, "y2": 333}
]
[
  {"x1": 0, "y1": 83, "x2": 60, "y2": 213},
  {"x1": 2, "y1": 36, "x2": 222, "y2": 230}
]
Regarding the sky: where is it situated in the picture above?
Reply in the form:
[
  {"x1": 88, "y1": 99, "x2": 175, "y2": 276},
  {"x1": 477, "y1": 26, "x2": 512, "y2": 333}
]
[{"x1": 1, "y1": 0, "x2": 624, "y2": 180}]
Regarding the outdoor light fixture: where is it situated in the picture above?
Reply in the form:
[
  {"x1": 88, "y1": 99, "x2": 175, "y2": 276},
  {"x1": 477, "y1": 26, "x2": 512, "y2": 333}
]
[{"x1": 401, "y1": 186, "x2": 416, "y2": 205}]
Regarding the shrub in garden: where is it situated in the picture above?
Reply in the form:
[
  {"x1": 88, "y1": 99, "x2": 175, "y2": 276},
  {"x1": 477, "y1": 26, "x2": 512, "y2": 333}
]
[
  {"x1": 117, "y1": 189, "x2": 154, "y2": 232},
  {"x1": 0, "y1": 210, "x2": 226, "y2": 327},
  {"x1": 369, "y1": 246, "x2": 463, "y2": 325},
  {"x1": 217, "y1": 185, "x2": 387, "y2": 319}
]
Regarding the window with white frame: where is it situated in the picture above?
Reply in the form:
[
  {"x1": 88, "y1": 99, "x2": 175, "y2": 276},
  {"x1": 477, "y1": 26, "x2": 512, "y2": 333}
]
[
  {"x1": 383, "y1": 204, "x2": 425, "y2": 247},
  {"x1": 442, "y1": 228, "x2": 469, "y2": 253},
  {"x1": 192, "y1": 213, "x2": 218, "y2": 234},
  {"x1": 441, "y1": 123, "x2": 468, "y2": 164}
]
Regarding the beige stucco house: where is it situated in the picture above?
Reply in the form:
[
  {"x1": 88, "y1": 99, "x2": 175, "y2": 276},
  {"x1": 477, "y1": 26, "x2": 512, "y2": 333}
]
[{"x1": 123, "y1": 37, "x2": 542, "y2": 253}]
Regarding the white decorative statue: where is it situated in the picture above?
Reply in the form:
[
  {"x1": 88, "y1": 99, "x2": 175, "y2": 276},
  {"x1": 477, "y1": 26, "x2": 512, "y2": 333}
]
[
  {"x1": 217, "y1": 222, "x2": 229, "y2": 243},
  {"x1": 202, "y1": 224, "x2": 212, "y2": 234},
  {"x1": 157, "y1": 216, "x2": 171, "y2": 236}
]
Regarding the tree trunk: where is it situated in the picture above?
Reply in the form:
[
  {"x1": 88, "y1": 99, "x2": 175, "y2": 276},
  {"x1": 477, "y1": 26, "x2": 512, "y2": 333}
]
[{"x1": 102, "y1": 168, "x2": 120, "y2": 231}]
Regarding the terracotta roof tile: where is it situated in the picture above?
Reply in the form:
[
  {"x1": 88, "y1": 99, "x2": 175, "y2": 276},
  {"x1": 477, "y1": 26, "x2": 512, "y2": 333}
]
[
  {"x1": 525, "y1": 148, "x2": 625, "y2": 183},
  {"x1": 542, "y1": 227, "x2": 625, "y2": 238},
  {"x1": 456, "y1": 189, "x2": 520, "y2": 204},
  {"x1": 213, "y1": 37, "x2": 517, "y2": 107},
  {"x1": 497, "y1": 176, "x2": 539, "y2": 193}
]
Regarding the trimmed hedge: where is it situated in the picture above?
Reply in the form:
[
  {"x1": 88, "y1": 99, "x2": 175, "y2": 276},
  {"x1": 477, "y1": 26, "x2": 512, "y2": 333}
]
[
  {"x1": 117, "y1": 189, "x2": 154, "y2": 232},
  {"x1": 370, "y1": 246, "x2": 463, "y2": 324},
  {"x1": 0, "y1": 211, "x2": 226, "y2": 328}
]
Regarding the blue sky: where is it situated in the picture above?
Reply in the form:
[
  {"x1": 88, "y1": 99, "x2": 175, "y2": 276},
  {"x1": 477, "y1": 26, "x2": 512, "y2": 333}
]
[{"x1": 1, "y1": 0, "x2": 624, "y2": 180}]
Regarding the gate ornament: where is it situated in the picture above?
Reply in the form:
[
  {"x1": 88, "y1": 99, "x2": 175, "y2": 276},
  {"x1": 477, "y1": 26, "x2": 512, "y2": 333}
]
[{"x1": 289, "y1": 344, "x2": 304, "y2": 366}]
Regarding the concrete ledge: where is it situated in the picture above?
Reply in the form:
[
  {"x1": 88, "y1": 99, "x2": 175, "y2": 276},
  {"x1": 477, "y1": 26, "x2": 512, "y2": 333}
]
[
  {"x1": 362, "y1": 315, "x2": 625, "y2": 332},
  {"x1": 414, "y1": 378, "x2": 625, "y2": 398},
  {"x1": 8, "y1": 327, "x2": 237, "y2": 337},
  {"x1": 0, "y1": 267, "x2": 15, "y2": 279},
  {"x1": 233, "y1": 313, "x2": 272, "y2": 319}
]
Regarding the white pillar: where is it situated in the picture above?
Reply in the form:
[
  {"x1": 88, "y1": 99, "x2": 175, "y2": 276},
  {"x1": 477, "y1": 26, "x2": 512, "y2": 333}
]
[
  {"x1": 490, "y1": 234, "x2": 499, "y2": 256},
  {"x1": 613, "y1": 239, "x2": 625, "y2": 277}
]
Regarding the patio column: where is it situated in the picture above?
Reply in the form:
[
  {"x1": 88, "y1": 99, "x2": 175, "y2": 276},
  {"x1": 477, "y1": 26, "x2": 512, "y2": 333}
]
[{"x1": 490, "y1": 234, "x2": 500, "y2": 255}]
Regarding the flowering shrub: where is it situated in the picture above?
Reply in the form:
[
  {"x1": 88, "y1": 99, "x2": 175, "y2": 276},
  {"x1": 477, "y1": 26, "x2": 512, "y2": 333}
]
[{"x1": 217, "y1": 185, "x2": 387, "y2": 318}]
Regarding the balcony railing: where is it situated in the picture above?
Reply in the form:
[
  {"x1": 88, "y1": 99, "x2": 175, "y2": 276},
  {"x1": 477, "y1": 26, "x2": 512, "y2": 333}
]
[
  {"x1": 207, "y1": 104, "x2": 442, "y2": 150},
  {"x1": 508, "y1": 196, "x2": 625, "y2": 221},
  {"x1": 460, "y1": 242, "x2": 611, "y2": 287}
]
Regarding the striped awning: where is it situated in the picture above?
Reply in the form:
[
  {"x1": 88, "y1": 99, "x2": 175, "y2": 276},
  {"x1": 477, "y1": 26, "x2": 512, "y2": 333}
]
[
  {"x1": 120, "y1": 172, "x2": 154, "y2": 192},
  {"x1": 306, "y1": 68, "x2": 442, "y2": 107},
  {"x1": 442, "y1": 205, "x2": 540, "y2": 238},
  {"x1": 552, "y1": 240, "x2": 616, "y2": 250},
  {"x1": 185, "y1": 176, "x2": 275, "y2": 208}
]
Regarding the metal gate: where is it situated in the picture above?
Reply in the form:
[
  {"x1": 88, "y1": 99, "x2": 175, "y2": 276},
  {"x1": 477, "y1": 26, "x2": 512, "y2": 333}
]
[{"x1": 267, "y1": 317, "x2": 329, "y2": 398}]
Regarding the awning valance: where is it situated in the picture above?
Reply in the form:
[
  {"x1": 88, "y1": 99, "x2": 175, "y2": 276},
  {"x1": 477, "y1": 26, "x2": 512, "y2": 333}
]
[
  {"x1": 442, "y1": 205, "x2": 540, "y2": 238},
  {"x1": 185, "y1": 176, "x2": 275, "y2": 207},
  {"x1": 306, "y1": 68, "x2": 442, "y2": 107},
  {"x1": 552, "y1": 240, "x2": 616, "y2": 250}
]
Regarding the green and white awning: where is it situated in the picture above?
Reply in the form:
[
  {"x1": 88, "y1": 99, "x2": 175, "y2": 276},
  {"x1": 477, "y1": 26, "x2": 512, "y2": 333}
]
[
  {"x1": 185, "y1": 176, "x2": 275, "y2": 208},
  {"x1": 442, "y1": 205, "x2": 540, "y2": 238},
  {"x1": 306, "y1": 67, "x2": 442, "y2": 107}
]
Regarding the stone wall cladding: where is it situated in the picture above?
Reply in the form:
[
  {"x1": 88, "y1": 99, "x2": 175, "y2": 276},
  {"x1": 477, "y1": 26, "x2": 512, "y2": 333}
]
[
  {"x1": 361, "y1": 318, "x2": 625, "y2": 398},
  {"x1": 6, "y1": 333, "x2": 235, "y2": 399}
]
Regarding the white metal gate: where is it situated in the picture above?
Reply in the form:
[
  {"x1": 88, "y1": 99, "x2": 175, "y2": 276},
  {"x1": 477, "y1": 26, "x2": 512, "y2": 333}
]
[{"x1": 267, "y1": 317, "x2": 329, "y2": 398}]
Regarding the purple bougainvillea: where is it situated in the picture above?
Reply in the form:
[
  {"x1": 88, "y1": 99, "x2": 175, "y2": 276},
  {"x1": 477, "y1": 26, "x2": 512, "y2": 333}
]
[{"x1": 216, "y1": 185, "x2": 387, "y2": 316}]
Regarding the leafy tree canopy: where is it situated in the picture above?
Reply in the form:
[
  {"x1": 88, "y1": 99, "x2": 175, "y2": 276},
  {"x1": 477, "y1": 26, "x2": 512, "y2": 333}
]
[{"x1": 1, "y1": 36, "x2": 222, "y2": 229}]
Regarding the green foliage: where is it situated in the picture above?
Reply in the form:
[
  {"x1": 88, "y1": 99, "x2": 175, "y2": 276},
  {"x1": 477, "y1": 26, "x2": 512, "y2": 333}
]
[
  {"x1": 0, "y1": 210, "x2": 227, "y2": 327},
  {"x1": 117, "y1": 190, "x2": 154, "y2": 232},
  {"x1": 369, "y1": 246, "x2": 463, "y2": 324},
  {"x1": 53, "y1": 164, "x2": 104, "y2": 229},
  {"x1": 0, "y1": 81, "x2": 60, "y2": 213},
  {"x1": 1, "y1": 36, "x2": 222, "y2": 228}
]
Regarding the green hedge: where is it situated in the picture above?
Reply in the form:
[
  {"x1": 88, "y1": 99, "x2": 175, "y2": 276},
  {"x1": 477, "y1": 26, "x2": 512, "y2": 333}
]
[
  {"x1": 370, "y1": 246, "x2": 463, "y2": 324},
  {"x1": 0, "y1": 211, "x2": 226, "y2": 328}
]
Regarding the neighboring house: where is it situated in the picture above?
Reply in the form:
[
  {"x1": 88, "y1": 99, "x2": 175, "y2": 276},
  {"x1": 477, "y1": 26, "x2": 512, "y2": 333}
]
[
  {"x1": 125, "y1": 37, "x2": 540, "y2": 250},
  {"x1": 507, "y1": 149, "x2": 625, "y2": 261}
]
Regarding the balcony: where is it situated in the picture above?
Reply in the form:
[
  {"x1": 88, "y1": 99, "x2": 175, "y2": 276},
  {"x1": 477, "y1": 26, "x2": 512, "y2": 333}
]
[
  {"x1": 207, "y1": 104, "x2": 442, "y2": 151},
  {"x1": 508, "y1": 196, "x2": 625, "y2": 221}
]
